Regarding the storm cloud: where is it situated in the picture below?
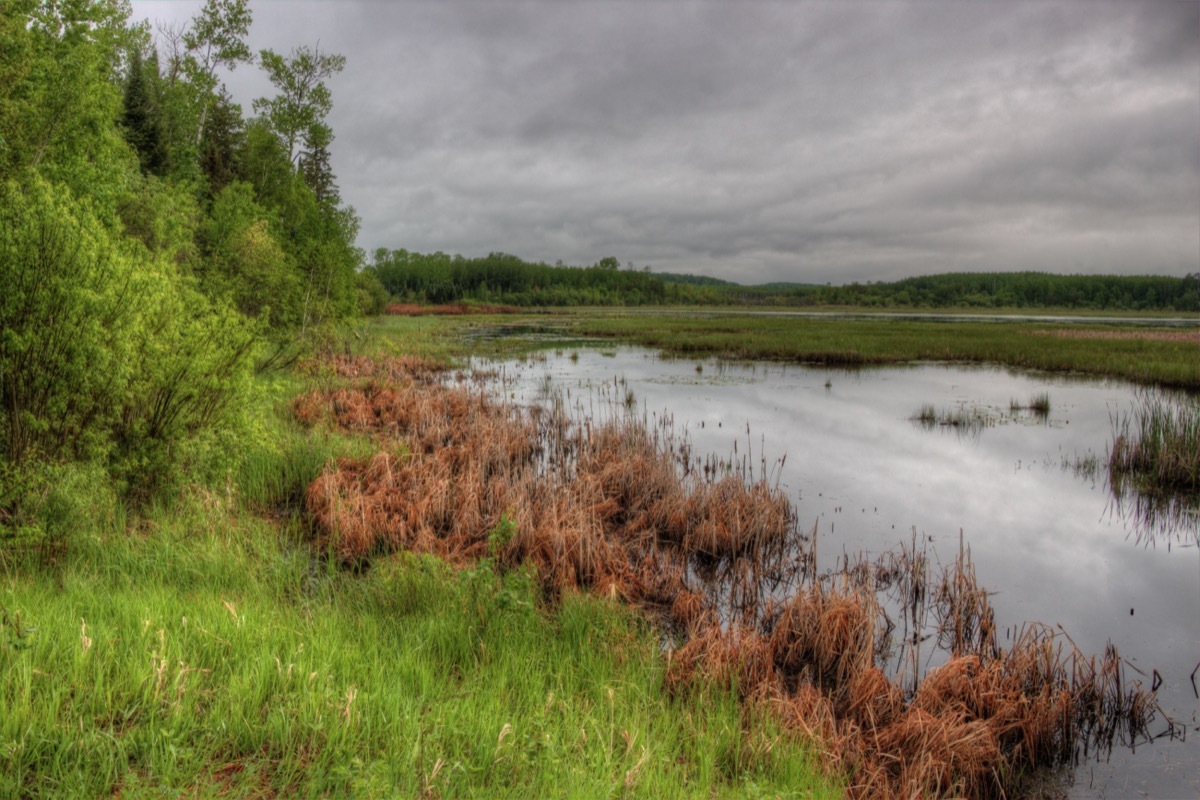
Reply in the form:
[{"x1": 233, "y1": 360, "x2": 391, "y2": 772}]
[{"x1": 131, "y1": 0, "x2": 1199, "y2": 283}]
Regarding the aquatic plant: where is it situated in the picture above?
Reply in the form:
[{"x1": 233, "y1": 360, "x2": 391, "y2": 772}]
[
  {"x1": 1028, "y1": 391, "x2": 1052, "y2": 416},
  {"x1": 1106, "y1": 390, "x2": 1200, "y2": 541},
  {"x1": 298, "y1": 353, "x2": 1169, "y2": 800},
  {"x1": 914, "y1": 404, "x2": 937, "y2": 425},
  {"x1": 910, "y1": 404, "x2": 991, "y2": 434},
  {"x1": 1109, "y1": 390, "x2": 1199, "y2": 495}
]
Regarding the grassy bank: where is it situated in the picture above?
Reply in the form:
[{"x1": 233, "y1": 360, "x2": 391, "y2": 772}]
[
  {"x1": 0, "y1": 329, "x2": 839, "y2": 800},
  {"x1": 561, "y1": 312, "x2": 1200, "y2": 389}
]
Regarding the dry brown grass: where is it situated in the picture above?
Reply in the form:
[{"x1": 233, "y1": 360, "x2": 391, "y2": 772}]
[{"x1": 296, "y1": 353, "x2": 1166, "y2": 800}]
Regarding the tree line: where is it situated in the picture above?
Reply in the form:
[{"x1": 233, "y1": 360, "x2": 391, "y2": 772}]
[
  {"x1": 1, "y1": 0, "x2": 375, "y2": 526},
  {"x1": 368, "y1": 249, "x2": 1199, "y2": 312},
  {"x1": 369, "y1": 249, "x2": 669, "y2": 307},
  {"x1": 756, "y1": 272, "x2": 1200, "y2": 311}
]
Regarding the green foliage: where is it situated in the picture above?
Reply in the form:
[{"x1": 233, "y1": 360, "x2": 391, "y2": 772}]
[
  {"x1": 198, "y1": 85, "x2": 244, "y2": 196},
  {"x1": 199, "y1": 181, "x2": 299, "y2": 327},
  {"x1": 109, "y1": 272, "x2": 257, "y2": 500},
  {"x1": 374, "y1": 249, "x2": 668, "y2": 306},
  {"x1": 374, "y1": 246, "x2": 1197, "y2": 311},
  {"x1": 116, "y1": 172, "x2": 202, "y2": 269},
  {"x1": 355, "y1": 267, "x2": 390, "y2": 316},
  {"x1": 0, "y1": 603, "x2": 37, "y2": 653},
  {"x1": 0, "y1": 174, "x2": 256, "y2": 504},
  {"x1": 254, "y1": 44, "x2": 346, "y2": 164},
  {"x1": 0, "y1": 0, "x2": 136, "y2": 204},
  {"x1": 0, "y1": 176, "x2": 141, "y2": 468},
  {"x1": 120, "y1": 45, "x2": 168, "y2": 175},
  {"x1": 182, "y1": 0, "x2": 253, "y2": 83},
  {"x1": 0, "y1": 461, "x2": 119, "y2": 553},
  {"x1": 749, "y1": 271, "x2": 1200, "y2": 312}
]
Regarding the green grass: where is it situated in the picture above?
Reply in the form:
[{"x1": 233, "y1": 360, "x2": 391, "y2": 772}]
[
  {"x1": 1110, "y1": 390, "x2": 1200, "y2": 495},
  {"x1": 367, "y1": 314, "x2": 564, "y2": 364},
  {"x1": 0, "y1": 330, "x2": 841, "y2": 799},
  {"x1": 0, "y1": 500, "x2": 837, "y2": 798},
  {"x1": 560, "y1": 312, "x2": 1200, "y2": 389}
]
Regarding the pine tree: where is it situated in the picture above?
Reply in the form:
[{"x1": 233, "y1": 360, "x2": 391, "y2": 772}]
[
  {"x1": 121, "y1": 47, "x2": 168, "y2": 176},
  {"x1": 199, "y1": 86, "x2": 244, "y2": 197},
  {"x1": 299, "y1": 123, "x2": 339, "y2": 207}
]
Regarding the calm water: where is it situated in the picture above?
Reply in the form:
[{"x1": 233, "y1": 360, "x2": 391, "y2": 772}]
[{"x1": 484, "y1": 345, "x2": 1198, "y2": 799}]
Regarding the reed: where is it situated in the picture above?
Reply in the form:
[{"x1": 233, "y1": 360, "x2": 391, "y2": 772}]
[
  {"x1": 1109, "y1": 389, "x2": 1200, "y2": 495},
  {"x1": 910, "y1": 403, "x2": 992, "y2": 435},
  {"x1": 298, "y1": 352, "x2": 1170, "y2": 800},
  {"x1": 1028, "y1": 391, "x2": 1052, "y2": 416}
]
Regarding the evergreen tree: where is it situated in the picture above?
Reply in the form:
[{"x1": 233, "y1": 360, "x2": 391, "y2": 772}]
[
  {"x1": 298, "y1": 122, "x2": 338, "y2": 206},
  {"x1": 199, "y1": 85, "x2": 244, "y2": 197},
  {"x1": 121, "y1": 46, "x2": 168, "y2": 176}
]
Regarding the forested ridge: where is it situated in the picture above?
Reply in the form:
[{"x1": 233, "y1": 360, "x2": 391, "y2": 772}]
[
  {"x1": 369, "y1": 249, "x2": 1199, "y2": 311},
  {"x1": 1, "y1": 0, "x2": 379, "y2": 524}
]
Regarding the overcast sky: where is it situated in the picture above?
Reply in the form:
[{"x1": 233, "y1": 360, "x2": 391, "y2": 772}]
[{"x1": 130, "y1": 0, "x2": 1199, "y2": 284}]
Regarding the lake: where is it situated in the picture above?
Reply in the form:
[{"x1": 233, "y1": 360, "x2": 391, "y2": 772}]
[{"x1": 481, "y1": 343, "x2": 1198, "y2": 799}]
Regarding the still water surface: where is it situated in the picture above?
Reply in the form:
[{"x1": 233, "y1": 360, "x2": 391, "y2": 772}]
[{"x1": 484, "y1": 344, "x2": 1198, "y2": 799}]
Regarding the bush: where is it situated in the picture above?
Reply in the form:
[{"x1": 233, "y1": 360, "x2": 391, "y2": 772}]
[
  {"x1": 0, "y1": 174, "x2": 257, "y2": 508},
  {"x1": 0, "y1": 175, "x2": 139, "y2": 468},
  {"x1": 356, "y1": 268, "x2": 390, "y2": 316},
  {"x1": 110, "y1": 273, "x2": 257, "y2": 501}
]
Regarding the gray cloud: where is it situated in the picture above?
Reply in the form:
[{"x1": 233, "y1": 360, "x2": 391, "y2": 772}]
[{"x1": 132, "y1": 0, "x2": 1198, "y2": 283}]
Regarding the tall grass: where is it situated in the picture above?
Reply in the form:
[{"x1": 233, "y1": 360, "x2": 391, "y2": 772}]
[
  {"x1": 1109, "y1": 390, "x2": 1200, "y2": 494},
  {"x1": 0, "y1": 493, "x2": 836, "y2": 799},
  {"x1": 1107, "y1": 390, "x2": 1200, "y2": 539}
]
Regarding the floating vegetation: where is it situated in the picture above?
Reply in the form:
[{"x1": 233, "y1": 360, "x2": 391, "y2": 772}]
[
  {"x1": 1011, "y1": 392, "x2": 1052, "y2": 418},
  {"x1": 296, "y1": 354, "x2": 1173, "y2": 800},
  {"x1": 910, "y1": 403, "x2": 993, "y2": 435},
  {"x1": 914, "y1": 392, "x2": 1056, "y2": 437},
  {"x1": 1062, "y1": 450, "x2": 1102, "y2": 481},
  {"x1": 1029, "y1": 391, "x2": 1052, "y2": 416}
]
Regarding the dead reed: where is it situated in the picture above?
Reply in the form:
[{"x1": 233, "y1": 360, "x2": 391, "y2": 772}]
[{"x1": 297, "y1": 354, "x2": 1170, "y2": 800}]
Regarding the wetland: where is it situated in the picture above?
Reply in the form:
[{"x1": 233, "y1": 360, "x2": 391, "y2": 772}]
[{"x1": 481, "y1": 332, "x2": 1198, "y2": 799}]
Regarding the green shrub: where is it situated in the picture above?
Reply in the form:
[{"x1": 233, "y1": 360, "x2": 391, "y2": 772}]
[
  {"x1": 1, "y1": 175, "x2": 258, "y2": 508},
  {"x1": 0, "y1": 175, "x2": 139, "y2": 468}
]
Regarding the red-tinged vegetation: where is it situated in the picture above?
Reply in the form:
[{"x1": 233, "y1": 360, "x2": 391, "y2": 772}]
[
  {"x1": 384, "y1": 303, "x2": 522, "y2": 316},
  {"x1": 1032, "y1": 328, "x2": 1200, "y2": 344},
  {"x1": 296, "y1": 354, "x2": 1169, "y2": 800}
]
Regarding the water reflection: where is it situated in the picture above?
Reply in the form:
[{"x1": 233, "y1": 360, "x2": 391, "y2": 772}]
[{"x1": 482, "y1": 345, "x2": 1199, "y2": 800}]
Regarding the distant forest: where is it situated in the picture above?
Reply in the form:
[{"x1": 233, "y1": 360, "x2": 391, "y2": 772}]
[{"x1": 368, "y1": 249, "x2": 1200, "y2": 312}]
